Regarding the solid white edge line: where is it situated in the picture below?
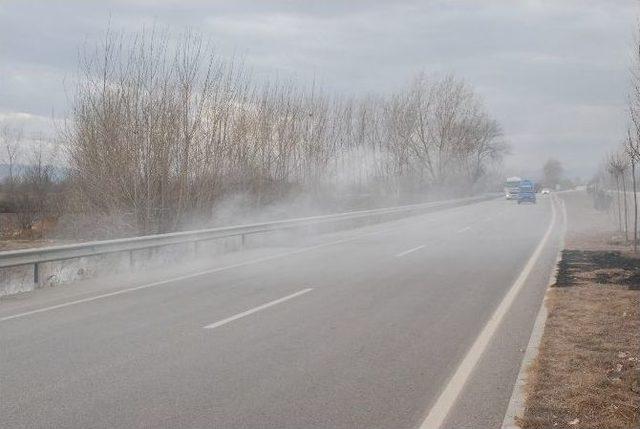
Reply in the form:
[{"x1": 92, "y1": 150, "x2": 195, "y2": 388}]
[
  {"x1": 419, "y1": 195, "x2": 558, "y2": 429},
  {"x1": 396, "y1": 245, "x2": 426, "y2": 258},
  {"x1": 456, "y1": 226, "x2": 472, "y2": 233},
  {"x1": 500, "y1": 195, "x2": 568, "y2": 429},
  {"x1": 203, "y1": 288, "x2": 313, "y2": 330}
]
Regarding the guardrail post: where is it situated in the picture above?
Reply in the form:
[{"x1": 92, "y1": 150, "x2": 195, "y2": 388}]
[
  {"x1": 33, "y1": 262, "x2": 39, "y2": 285},
  {"x1": 129, "y1": 250, "x2": 134, "y2": 268},
  {"x1": 241, "y1": 234, "x2": 246, "y2": 248}
]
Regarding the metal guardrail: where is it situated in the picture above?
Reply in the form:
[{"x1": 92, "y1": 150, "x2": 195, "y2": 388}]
[{"x1": 0, "y1": 195, "x2": 494, "y2": 284}]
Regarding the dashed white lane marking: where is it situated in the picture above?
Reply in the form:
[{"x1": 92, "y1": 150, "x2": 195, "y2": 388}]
[
  {"x1": 0, "y1": 199, "x2": 490, "y2": 323},
  {"x1": 418, "y1": 195, "x2": 558, "y2": 429},
  {"x1": 203, "y1": 288, "x2": 313, "y2": 330},
  {"x1": 456, "y1": 226, "x2": 472, "y2": 233},
  {"x1": 0, "y1": 235, "x2": 366, "y2": 323},
  {"x1": 395, "y1": 245, "x2": 426, "y2": 258}
]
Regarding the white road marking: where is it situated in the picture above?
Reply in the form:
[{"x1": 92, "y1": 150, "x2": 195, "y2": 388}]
[
  {"x1": 395, "y1": 245, "x2": 426, "y2": 258},
  {"x1": 419, "y1": 195, "x2": 558, "y2": 429},
  {"x1": 0, "y1": 226, "x2": 400, "y2": 323},
  {"x1": 456, "y1": 226, "x2": 471, "y2": 233},
  {"x1": 203, "y1": 288, "x2": 312, "y2": 330},
  {"x1": 0, "y1": 199, "x2": 489, "y2": 323}
]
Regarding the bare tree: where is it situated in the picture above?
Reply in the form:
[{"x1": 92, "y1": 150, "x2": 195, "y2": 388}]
[
  {"x1": 385, "y1": 74, "x2": 505, "y2": 196},
  {"x1": 1, "y1": 124, "x2": 24, "y2": 190},
  {"x1": 627, "y1": 131, "x2": 640, "y2": 252},
  {"x1": 63, "y1": 28, "x2": 508, "y2": 238},
  {"x1": 543, "y1": 158, "x2": 563, "y2": 190},
  {"x1": 607, "y1": 152, "x2": 628, "y2": 236},
  {"x1": 627, "y1": 27, "x2": 640, "y2": 252}
]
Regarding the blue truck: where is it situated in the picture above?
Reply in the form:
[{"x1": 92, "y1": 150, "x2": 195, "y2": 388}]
[{"x1": 517, "y1": 180, "x2": 536, "y2": 204}]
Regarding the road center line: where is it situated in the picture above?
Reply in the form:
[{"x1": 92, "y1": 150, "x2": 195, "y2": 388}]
[
  {"x1": 456, "y1": 226, "x2": 471, "y2": 233},
  {"x1": 395, "y1": 245, "x2": 426, "y2": 257},
  {"x1": 419, "y1": 195, "x2": 558, "y2": 429},
  {"x1": 203, "y1": 288, "x2": 313, "y2": 330}
]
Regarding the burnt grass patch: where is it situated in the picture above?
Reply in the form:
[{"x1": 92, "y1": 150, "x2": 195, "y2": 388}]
[{"x1": 555, "y1": 250, "x2": 640, "y2": 290}]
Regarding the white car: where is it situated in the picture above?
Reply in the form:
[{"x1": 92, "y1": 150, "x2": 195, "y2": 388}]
[{"x1": 541, "y1": 188, "x2": 551, "y2": 195}]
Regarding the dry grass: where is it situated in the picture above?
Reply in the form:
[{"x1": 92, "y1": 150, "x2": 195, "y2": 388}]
[
  {"x1": 0, "y1": 239, "x2": 57, "y2": 251},
  {"x1": 518, "y1": 192, "x2": 640, "y2": 429},
  {"x1": 520, "y1": 284, "x2": 639, "y2": 428}
]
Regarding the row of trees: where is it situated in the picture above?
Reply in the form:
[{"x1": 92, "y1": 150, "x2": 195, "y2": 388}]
[
  {"x1": 2, "y1": 29, "x2": 507, "y2": 239},
  {"x1": 598, "y1": 32, "x2": 640, "y2": 252}
]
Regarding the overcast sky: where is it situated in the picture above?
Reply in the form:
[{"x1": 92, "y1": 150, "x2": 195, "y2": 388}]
[{"x1": 0, "y1": 0, "x2": 638, "y2": 178}]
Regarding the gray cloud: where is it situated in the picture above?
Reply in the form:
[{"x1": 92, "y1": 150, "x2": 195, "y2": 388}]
[{"x1": 0, "y1": 0, "x2": 637, "y2": 178}]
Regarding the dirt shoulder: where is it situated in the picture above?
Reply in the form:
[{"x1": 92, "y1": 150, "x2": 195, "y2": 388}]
[{"x1": 518, "y1": 191, "x2": 640, "y2": 429}]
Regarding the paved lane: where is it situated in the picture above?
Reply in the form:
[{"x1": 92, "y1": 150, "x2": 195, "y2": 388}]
[{"x1": 0, "y1": 196, "x2": 562, "y2": 429}]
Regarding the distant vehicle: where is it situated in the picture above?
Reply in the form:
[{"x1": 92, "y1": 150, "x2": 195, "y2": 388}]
[
  {"x1": 517, "y1": 180, "x2": 536, "y2": 204},
  {"x1": 504, "y1": 176, "x2": 522, "y2": 200},
  {"x1": 541, "y1": 188, "x2": 550, "y2": 195}
]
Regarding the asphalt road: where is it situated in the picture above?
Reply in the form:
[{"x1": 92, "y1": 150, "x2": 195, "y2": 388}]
[{"x1": 0, "y1": 196, "x2": 563, "y2": 429}]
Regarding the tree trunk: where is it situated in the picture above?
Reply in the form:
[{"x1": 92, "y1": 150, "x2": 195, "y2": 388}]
[
  {"x1": 632, "y1": 159, "x2": 638, "y2": 252},
  {"x1": 622, "y1": 173, "x2": 629, "y2": 242},
  {"x1": 616, "y1": 175, "x2": 623, "y2": 233}
]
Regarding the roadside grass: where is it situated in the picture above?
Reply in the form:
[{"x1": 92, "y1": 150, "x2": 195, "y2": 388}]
[
  {"x1": 518, "y1": 192, "x2": 640, "y2": 429},
  {"x1": 0, "y1": 239, "x2": 58, "y2": 251}
]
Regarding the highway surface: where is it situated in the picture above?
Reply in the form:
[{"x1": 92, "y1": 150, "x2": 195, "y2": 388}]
[{"x1": 0, "y1": 196, "x2": 563, "y2": 429}]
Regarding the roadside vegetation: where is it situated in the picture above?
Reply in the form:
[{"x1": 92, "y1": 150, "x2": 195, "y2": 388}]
[
  {"x1": 519, "y1": 192, "x2": 639, "y2": 429},
  {"x1": 519, "y1": 27, "x2": 640, "y2": 429},
  {"x1": 0, "y1": 126, "x2": 62, "y2": 246},
  {"x1": 0, "y1": 28, "x2": 507, "y2": 243},
  {"x1": 592, "y1": 26, "x2": 640, "y2": 254}
]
